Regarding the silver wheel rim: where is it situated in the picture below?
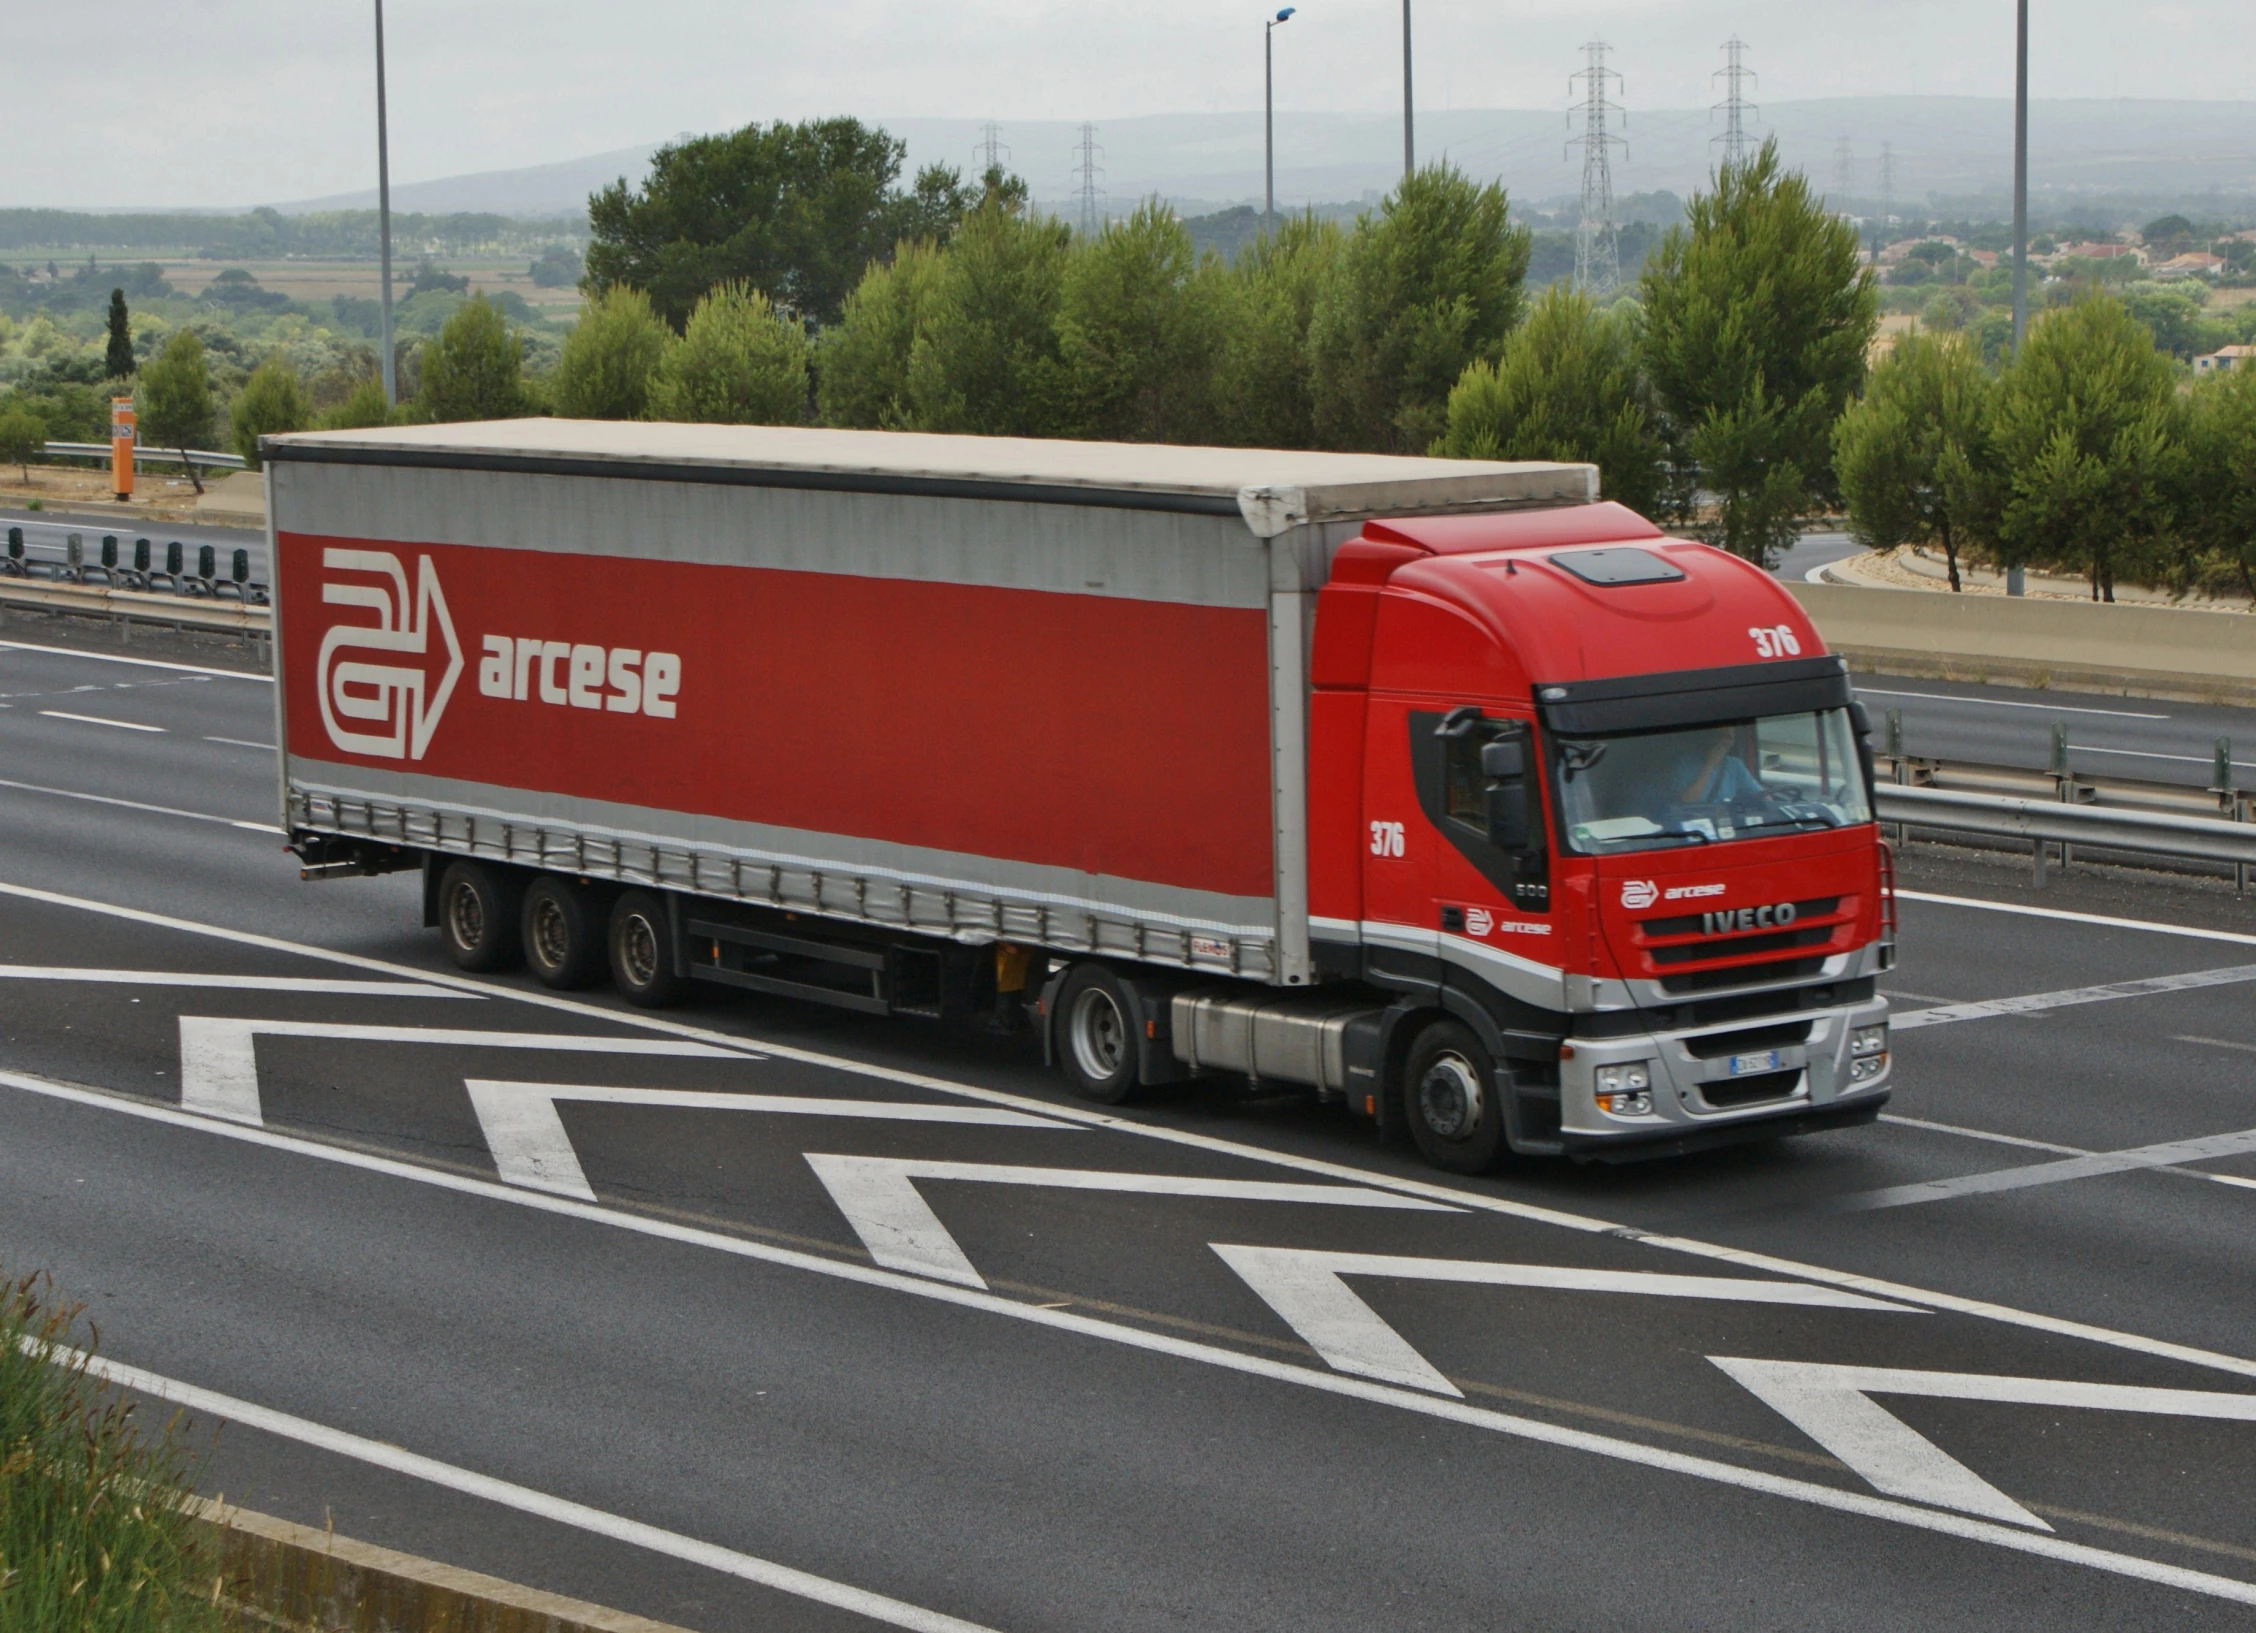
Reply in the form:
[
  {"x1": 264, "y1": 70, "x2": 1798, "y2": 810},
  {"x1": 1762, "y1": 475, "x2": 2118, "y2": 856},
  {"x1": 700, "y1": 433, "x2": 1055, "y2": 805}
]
[
  {"x1": 446, "y1": 882, "x2": 485, "y2": 952},
  {"x1": 1068, "y1": 985, "x2": 1128, "y2": 1083},
  {"x1": 620, "y1": 913, "x2": 660, "y2": 987},
  {"x1": 1417, "y1": 1051, "x2": 1484, "y2": 1142},
  {"x1": 531, "y1": 894, "x2": 571, "y2": 970}
]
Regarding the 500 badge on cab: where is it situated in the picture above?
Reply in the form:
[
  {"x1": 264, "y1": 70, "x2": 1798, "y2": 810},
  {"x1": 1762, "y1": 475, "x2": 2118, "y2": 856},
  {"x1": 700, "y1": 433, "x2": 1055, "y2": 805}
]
[{"x1": 477, "y1": 636, "x2": 681, "y2": 717}]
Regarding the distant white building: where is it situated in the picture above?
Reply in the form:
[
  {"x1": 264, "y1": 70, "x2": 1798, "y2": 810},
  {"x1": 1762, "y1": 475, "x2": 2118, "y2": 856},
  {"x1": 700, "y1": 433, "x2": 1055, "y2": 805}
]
[
  {"x1": 2195, "y1": 344, "x2": 2256, "y2": 375},
  {"x1": 2154, "y1": 252, "x2": 2226, "y2": 282}
]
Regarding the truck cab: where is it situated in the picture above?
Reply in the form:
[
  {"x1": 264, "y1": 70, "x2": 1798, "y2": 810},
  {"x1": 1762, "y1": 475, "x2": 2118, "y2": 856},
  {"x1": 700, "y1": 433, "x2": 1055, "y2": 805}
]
[{"x1": 1303, "y1": 502, "x2": 1893, "y2": 1170}]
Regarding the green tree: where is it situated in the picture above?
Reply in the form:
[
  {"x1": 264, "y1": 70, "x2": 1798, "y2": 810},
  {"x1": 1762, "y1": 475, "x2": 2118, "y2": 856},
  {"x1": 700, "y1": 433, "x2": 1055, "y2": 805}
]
[
  {"x1": 1436, "y1": 285, "x2": 1665, "y2": 518},
  {"x1": 1833, "y1": 332, "x2": 1997, "y2": 591},
  {"x1": 319, "y1": 376, "x2": 397, "y2": 431},
  {"x1": 585, "y1": 118, "x2": 976, "y2": 330},
  {"x1": 414, "y1": 295, "x2": 531, "y2": 424},
  {"x1": 1992, "y1": 292, "x2": 2181, "y2": 601},
  {"x1": 903, "y1": 196, "x2": 1075, "y2": 437},
  {"x1": 551, "y1": 285, "x2": 669, "y2": 420},
  {"x1": 1307, "y1": 165, "x2": 1531, "y2": 453},
  {"x1": 137, "y1": 329, "x2": 214, "y2": 493},
  {"x1": 1210, "y1": 215, "x2": 1342, "y2": 450},
  {"x1": 0, "y1": 406, "x2": 45, "y2": 481},
  {"x1": 103, "y1": 288, "x2": 134, "y2": 378},
  {"x1": 2181, "y1": 362, "x2": 2256, "y2": 603},
  {"x1": 815, "y1": 238, "x2": 946, "y2": 429},
  {"x1": 1057, "y1": 201, "x2": 1223, "y2": 443},
  {"x1": 646, "y1": 282, "x2": 809, "y2": 425},
  {"x1": 229, "y1": 354, "x2": 309, "y2": 468},
  {"x1": 1640, "y1": 140, "x2": 1878, "y2": 565}
]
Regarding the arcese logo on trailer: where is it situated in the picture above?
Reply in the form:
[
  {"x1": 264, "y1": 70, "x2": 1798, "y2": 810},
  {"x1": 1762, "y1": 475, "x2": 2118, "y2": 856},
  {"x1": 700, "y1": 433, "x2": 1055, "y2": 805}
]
[{"x1": 316, "y1": 548, "x2": 463, "y2": 762}]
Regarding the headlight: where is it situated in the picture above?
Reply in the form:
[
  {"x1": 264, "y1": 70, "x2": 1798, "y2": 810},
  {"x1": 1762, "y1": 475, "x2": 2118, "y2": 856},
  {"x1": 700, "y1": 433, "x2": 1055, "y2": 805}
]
[
  {"x1": 1595, "y1": 1061, "x2": 1656, "y2": 1117},
  {"x1": 1852, "y1": 1025, "x2": 1888, "y2": 1058}
]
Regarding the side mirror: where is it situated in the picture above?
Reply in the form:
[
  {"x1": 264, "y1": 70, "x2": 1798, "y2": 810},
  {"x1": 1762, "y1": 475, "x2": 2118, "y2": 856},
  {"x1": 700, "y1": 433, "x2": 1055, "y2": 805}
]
[
  {"x1": 1481, "y1": 731, "x2": 1536, "y2": 851},
  {"x1": 1480, "y1": 738, "x2": 1525, "y2": 779}
]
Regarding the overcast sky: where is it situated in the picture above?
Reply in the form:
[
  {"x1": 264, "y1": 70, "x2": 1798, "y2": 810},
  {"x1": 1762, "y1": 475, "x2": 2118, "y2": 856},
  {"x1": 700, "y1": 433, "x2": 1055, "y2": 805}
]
[{"x1": 12, "y1": 1, "x2": 2253, "y2": 209}]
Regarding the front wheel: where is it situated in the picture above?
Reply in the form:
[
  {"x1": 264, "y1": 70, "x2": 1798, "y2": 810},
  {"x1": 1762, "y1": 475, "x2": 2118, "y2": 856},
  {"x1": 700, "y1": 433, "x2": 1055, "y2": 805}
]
[
  {"x1": 1056, "y1": 964, "x2": 1139, "y2": 1104},
  {"x1": 1403, "y1": 1020, "x2": 1505, "y2": 1175},
  {"x1": 608, "y1": 890, "x2": 687, "y2": 1008}
]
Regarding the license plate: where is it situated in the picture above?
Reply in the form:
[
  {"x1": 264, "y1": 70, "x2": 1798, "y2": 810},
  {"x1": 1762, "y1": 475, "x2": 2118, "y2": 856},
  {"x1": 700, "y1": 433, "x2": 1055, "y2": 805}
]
[{"x1": 1728, "y1": 1050, "x2": 1783, "y2": 1076}]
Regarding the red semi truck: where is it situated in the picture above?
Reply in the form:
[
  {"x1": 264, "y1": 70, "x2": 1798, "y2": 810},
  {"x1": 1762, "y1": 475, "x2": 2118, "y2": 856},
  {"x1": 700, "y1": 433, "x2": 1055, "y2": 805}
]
[{"x1": 265, "y1": 422, "x2": 1892, "y2": 1173}]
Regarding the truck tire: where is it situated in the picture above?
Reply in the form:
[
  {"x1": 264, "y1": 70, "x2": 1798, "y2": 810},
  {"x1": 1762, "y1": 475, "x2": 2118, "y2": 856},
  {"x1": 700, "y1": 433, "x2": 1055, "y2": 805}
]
[
  {"x1": 436, "y1": 861, "x2": 522, "y2": 973},
  {"x1": 522, "y1": 875, "x2": 602, "y2": 990},
  {"x1": 608, "y1": 890, "x2": 687, "y2": 1008},
  {"x1": 1403, "y1": 1020, "x2": 1505, "y2": 1174},
  {"x1": 1056, "y1": 964, "x2": 1140, "y2": 1104}
]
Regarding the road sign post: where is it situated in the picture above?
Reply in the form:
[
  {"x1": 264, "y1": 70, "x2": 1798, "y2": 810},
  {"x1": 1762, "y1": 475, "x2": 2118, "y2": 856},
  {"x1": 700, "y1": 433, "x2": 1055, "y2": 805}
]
[{"x1": 110, "y1": 398, "x2": 135, "y2": 502}]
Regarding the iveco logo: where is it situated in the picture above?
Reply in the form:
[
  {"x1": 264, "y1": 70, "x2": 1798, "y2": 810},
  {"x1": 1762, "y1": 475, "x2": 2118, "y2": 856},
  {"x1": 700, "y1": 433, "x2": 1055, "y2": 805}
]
[
  {"x1": 1620, "y1": 880, "x2": 1659, "y2": 910},
  {"x1": 316, "y1": 547, "x2": 462, "y2": 762},
  {"x1": 1703, "y1": 902, "x2": 1799, "y2": 935}
]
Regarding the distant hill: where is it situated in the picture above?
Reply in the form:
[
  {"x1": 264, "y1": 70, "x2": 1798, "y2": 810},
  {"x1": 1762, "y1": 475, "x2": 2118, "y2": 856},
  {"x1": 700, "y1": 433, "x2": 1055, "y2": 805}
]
[{"x1": 265, "y1": 98, "x2": 2256, "y2": 224}]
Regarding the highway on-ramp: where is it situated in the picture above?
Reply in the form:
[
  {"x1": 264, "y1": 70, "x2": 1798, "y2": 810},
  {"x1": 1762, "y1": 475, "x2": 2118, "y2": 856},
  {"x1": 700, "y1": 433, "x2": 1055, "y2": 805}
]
[{"x1": 4, "y1": 627, "x2": 2256, "y2": 1631}]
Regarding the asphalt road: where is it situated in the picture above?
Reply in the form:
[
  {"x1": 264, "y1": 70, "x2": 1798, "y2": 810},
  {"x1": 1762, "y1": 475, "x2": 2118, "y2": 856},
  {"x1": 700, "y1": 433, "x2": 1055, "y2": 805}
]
[{"x1": 5, "y1": 626, "x2": 2256, "y2": 1630}]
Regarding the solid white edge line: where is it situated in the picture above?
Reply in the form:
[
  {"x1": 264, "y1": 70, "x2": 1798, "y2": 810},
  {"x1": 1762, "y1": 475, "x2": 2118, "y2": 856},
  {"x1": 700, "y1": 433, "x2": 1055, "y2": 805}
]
[
  {"x1": 0, "y1": 638, "x2": 271, "y2": 681},
  {"x1": 39, "y1": 1343, "x2": 998, "y2": 1633},
  {"x1": 5, "y1": 876, "x2": 2256, "y2": 1386},
  {"x1": 1897, "y1": 889, "x2": 2256, "y2": 950},
  {"x1": 205, "y1": 735, "x2": 275, "y2": 751},
  {"x1": 7, "y1": 1064, "x2": 2254, "y2": 1609},
  {"x1": 1851, "y1": 687, "x2": 2170, "y2": 721},
  {"x1": 0, "y1": 777, "x2": 285, "y2": 834},
  {"x1": 39, "y1": 709, "x2": 165, "y2": 732}
]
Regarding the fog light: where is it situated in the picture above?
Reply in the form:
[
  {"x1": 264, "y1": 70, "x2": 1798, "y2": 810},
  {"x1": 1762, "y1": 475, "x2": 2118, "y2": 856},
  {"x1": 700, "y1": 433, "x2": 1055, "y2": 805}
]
[
  {"x1": 1850, "y1": 1054, "x2": 1887, "y2": 1084},
  {"x1": 1596, "y1": 1062, "x2": 1652, "y2": 1094},
  {"x1": 1597, "y1": 1090, "x2": 1653, "y2": 1117},
  {"x1": 1852, "y1": 1024, "x2": 1888, "y2": 1058}
]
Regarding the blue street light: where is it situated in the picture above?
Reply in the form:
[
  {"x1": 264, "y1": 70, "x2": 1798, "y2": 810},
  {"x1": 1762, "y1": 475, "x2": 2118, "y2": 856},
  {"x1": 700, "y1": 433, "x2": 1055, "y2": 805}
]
[{"x1": 1266, "y1": 7, "x2": 1297, "y2": 231}]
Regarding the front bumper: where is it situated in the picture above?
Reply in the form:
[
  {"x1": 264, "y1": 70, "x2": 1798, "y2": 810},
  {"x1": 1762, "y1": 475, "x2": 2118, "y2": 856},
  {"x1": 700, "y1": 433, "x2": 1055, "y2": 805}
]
[{"x1": 1554, "y1": 989, "x2": 1892, "y2": 1154}]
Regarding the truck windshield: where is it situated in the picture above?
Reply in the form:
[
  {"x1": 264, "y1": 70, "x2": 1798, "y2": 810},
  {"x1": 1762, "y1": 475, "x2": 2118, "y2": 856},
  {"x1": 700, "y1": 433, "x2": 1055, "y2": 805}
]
[{"x1": 1553, "y1": 708, "x2": 1871, "y2": 855}]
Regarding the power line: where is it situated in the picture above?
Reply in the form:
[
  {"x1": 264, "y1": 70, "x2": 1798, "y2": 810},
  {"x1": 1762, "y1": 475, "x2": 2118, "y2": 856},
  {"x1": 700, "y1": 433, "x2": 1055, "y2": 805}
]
[
  {"x1": 974, "y1": 122, "x2": 1010, "y2": 175},
  {"x1": 1711, "y1": 37, "x2": 1758, "y2": 171},
  {"x1": 1072, "y1": 124, "x2": 1107, "y2": 238},
  {"x1": 1567, "y1": 40, "x2": 1626, "y2": 298},
  {"x1": 1832, "y1": 135, "x2": 1856, "y2": 205},
  {"x1": 1879, "y1": 141, "x2": 1898, "y2": 236}
]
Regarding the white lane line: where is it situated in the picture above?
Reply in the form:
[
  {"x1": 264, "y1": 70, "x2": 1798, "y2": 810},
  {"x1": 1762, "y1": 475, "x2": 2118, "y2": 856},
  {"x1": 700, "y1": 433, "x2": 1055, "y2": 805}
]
[
  {"x1": 1831, "y1": 1127, "x2": 2256, "y2": 1212},
  {"x1": 1892, "y1": 963, "x2": 2256, "y2": 1030},
  {"x1": 204, "y1": 735, "x2": 273, "y2": 750},
  {"x1": 8, "y1": 874, "x2": 2256, "y2": 1386},
  {"x1": 803, "y1": 1156, "x2": 1455, "y2": 1288},
  {"x1": 0, "y1": 966, "x2": 468, "y2": 997},
  {"x1": 0, "y1": 776, "x2": 283, "y2": 834},
  {"x1": 1877, "y1": 1113, "x2": 2256, "y2": 1195},
  {"x1": 1714, "y1": 1358, "x2": 2256, "y2": 1532},
  {"x1": 1897, "y1": 890, "x2": 2256, "y2": 951},
  {"x1": 7, "y1": 1066, "x2": 2254, "y2": 1609},
  {"x1": 2071, "y1": 744, "x2": 2256, "y2": 771},
  {"x1": 1212, "y1": 1246, "x2": 1919, "y2": 1397},
  {"x1": 0, "y1": 639, "x2": 272, "y2": 681},
  {"x1": 39, "y1": 709, "x2": 164, "y2": 733},
  {"x1": 1853, "y1": 687, "x2": 2169, "y2": 720},
  {"x1": 465, "y1": 1080, "x2": 1073, "y2": 1200},
  {"x1": 38, "y1": 1341, "x2": 997, "y2": 1633},
  {"x1": 179, "y1": 1018, "x2": 755, "y2": 1126},
  {"x1": 2179, "y1": 1035, "x2": 2256, "y2": 1057}
]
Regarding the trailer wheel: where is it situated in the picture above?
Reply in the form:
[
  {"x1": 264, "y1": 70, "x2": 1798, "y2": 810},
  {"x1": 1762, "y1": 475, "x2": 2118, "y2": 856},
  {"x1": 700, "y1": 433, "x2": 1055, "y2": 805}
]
[
  {"x1": 1403, "y1": 1020, "x2": 1505, "y2": 1174},
  {"x1": 1057, "y1": 964, "x2": 1140, "y2": 1104},
  {"x1": 521, "y1": 876, "x2": 602, "y2": 990},
  {"x1": 436, "y1": 861, "x2": 522, "y2": 973},
  {"x1": 608, "y1": 890, "x2": 687, "y2": 1008}
]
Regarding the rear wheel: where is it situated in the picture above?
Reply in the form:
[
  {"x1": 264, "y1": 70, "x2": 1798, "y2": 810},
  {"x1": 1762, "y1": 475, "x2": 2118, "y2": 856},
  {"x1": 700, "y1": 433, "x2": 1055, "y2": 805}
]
[
  {"x1": 1403, "y1": 1020, "x2": 1505, "y2": 1174},
  {"x1": 1056, "y1": 964, "x2": 1139, "y2": 1104},
  {"x1": 608, "y1": 890, "x2": 687, "y2": 1008},
  {"x1": 521, "y1": 875, "x2": 602, "y2": 990},
  {"x1": 436, "y1": 861, "x2": 522, "y2": 973}
]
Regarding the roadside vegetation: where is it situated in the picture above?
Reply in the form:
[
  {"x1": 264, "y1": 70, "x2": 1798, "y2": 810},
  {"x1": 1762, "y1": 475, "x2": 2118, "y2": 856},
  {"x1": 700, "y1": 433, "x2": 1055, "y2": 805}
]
[
  {"x1": 0, "y1": 1272, "x2": 225, "y2": 1633},
  {"x1": 3, "y1": 115, "x2": 2253, "y2": 595}
]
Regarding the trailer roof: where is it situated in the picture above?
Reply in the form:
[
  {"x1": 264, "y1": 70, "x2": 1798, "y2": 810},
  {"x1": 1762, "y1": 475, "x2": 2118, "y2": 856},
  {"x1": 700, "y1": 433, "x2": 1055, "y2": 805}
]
[{"x1": 264, "y1": 420, "x2": 1596, "y2": 538}]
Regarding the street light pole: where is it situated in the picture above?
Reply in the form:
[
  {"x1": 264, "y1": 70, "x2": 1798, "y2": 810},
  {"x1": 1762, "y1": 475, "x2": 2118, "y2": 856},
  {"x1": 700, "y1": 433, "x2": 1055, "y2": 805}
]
[
  {"x1": 375, "y1": 0, "x2": 397, "y2": 407},
  {"x1": 1266, "y1": 8, "x2": 1295, "y2": 232},
  {"x1": 2011, "y1": 0, "x2": 2029, "y2": 356},
  {"x1": 1401, "y1": 0, "x2": 1414, "y2": 180}
]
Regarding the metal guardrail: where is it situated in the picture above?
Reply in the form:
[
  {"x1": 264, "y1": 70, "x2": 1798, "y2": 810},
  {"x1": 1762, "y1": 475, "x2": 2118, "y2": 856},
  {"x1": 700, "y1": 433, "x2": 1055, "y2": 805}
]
[
  {"x1": 1876, "y1": 784, "x2": 2256, "y2": 868},
  {"x1": 38, "y1": 441, "x2": 250, "y2": 472}
]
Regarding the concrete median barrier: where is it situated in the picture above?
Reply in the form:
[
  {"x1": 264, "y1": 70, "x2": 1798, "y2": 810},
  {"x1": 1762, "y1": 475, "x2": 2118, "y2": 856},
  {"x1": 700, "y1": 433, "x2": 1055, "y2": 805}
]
[{"x1": 1788, "y1": 581, "x2": 2256, "y2": 706}]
